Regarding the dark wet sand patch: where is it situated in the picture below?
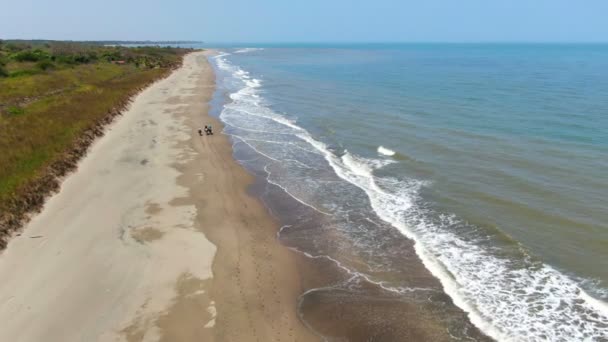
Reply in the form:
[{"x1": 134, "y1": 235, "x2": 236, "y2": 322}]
[
  {"x1": 131, "y1": 227, "x2": 164, "y2": 243},
  {"x1": 145, "y1": 202, "x2": 162, "y2": 215},
  {"x1": 156, "y1": 273, "x2": 215, "y2": 342}
]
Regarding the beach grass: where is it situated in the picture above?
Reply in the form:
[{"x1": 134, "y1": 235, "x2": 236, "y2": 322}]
[{"x1": 0, "y1": 40, "x2": 192, "y2": 242}]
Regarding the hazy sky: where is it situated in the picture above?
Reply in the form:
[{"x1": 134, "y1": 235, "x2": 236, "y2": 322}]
[{"x1": 1, "y1": 0, "x2": 607, "y2": 43}]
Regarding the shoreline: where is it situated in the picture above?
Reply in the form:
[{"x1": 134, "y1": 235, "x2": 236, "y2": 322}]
[
  {"x1": 211, "y1": 51, "x2": 495, "y2": 341},
  {"x1": 0, "y1": 51, "x2": 317, "y2": 341},
  {"x1": 176, "y1": 52, "x2": 317, "y2": 341},
  {"x1": 213, "y1": 45, "x2": 608, "y2": 341}
]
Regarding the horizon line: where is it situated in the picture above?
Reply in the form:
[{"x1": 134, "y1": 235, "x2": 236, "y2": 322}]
[{"x1": 3, "y1": 38, "x2": 608, "y2": 45}]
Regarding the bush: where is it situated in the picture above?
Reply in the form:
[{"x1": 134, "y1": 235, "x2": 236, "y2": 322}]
[
  {"x1": 101, "y1": 50, "x2": 122, "y2": 62},
  {"x1": 0, "y1": 65, "x2": 8, "y2": 77},
  {"x1": 9, "y1": 69, "x2": 40, "y2": 77},
  {"x1": 55, "y1": 52, "x2": 97, "y2": 65},
  {"x1": 37, "y1": 60, "x2": 55, "y2": 70},
  {"x1": 86, "y1": 51, "x2": 98, "y2": 61},
  {"x1": 11, "y1": 49, "x2": 51, "y2": 62},
  {"x1": 6, "y1": 106, "x2": 25, "y2": 116},
  {"x1": 55, "y1": 54, "x2": 75, "y2": 64},
  {"x1": 73, "y1": 54, "x2": 91, "y2": 64}
]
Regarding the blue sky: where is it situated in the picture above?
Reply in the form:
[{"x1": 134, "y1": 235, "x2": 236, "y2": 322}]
[{"x1": 1, "y1": 0, "x2": 607, "y2": 42}]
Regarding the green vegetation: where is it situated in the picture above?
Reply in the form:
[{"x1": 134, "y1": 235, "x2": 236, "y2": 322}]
[
  {"x1": 0, "y1": 40, "x2": 194, "y2": 242},
  {"x1": 6, "y1": 106, "x2": 24, "y2": 116},
  {"x1": 0, "y1": 40, "x2": 187, "y2": 78}
]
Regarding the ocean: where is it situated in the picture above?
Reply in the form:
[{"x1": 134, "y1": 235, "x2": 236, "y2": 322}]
[{"x1": 207, "y1": 44, "x2": 608, "y2": 341}]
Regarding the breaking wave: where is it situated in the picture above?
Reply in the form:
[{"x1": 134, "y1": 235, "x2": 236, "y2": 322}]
[
  {"x1": 234, "y1": 48, "x2": 265, "y2": 54},
  {"x1": 211, "y1": 52, "x2": 608, "y2": 342},
  {"x1": 378, "y1": 146, "x2": 396, "y2": 156}
]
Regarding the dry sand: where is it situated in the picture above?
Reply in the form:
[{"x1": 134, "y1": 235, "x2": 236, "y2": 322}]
[{"x1": 0, "y1": 51, "x2": 317, "y2": 342}]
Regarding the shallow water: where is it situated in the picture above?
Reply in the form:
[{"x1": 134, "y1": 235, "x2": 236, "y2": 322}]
[{"x1": 208, "y1": 44, "x2": 608, "y2": 341}]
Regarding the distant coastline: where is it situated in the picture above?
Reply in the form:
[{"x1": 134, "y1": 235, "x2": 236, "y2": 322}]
[{"x1": 1, "y1": 39, "x2": 204, "y2": 46}]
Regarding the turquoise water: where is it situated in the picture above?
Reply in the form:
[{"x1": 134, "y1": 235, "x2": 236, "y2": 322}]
[{"x1": 209, "y1": 44, "x2": 608, "y2": 341}]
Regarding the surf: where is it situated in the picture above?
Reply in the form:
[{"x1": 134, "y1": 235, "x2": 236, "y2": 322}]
[
  {"x1": 211, "y1": 51, "x2": 608, "y2": 341},
  {"x1": 377, "y1": 146, "x2": 396, "y2": 156}
]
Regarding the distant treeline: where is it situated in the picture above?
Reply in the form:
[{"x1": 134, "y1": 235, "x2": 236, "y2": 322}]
[
  {"x1": 3, "y1": 39, "x2": 203, "y2": 46},
  {"x1": 94, "y1": 40, "x2": 203, "y2": 45},
  {"x1": 0, "y1": 40, "x2": 196, "y2": 77}
]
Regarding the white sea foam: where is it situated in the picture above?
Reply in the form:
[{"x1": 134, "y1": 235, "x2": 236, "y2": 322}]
[
  {"x1": 211, "y1": 53, "x2": 608, "y2": 342},
  {"x1": 301, "y1": 127, "x2": 608, "y2": 341},
  {"x1": 263, "y1": 164, "x2": 332, "y2": 216},
  {"x1": 234, "y1": 48, "x2": 264, "y2": 54},
  {"x1": 342, "y1": 151, "x2": 395, "y2": 175},
  {"x1": 378, "y1": 146, "x2": 396, "y2": 156}
]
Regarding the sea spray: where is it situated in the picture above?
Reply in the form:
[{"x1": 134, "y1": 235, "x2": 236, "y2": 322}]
[{"x1": 378, "y1": 146, "x2": 396, "y2": 156}]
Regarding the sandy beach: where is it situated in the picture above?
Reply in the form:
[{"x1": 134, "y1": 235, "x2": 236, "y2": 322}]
[{"x1": 0, "y1": 51, "x2": 317, "y2": 342}]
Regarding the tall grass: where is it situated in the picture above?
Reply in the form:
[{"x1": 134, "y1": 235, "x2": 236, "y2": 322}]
[{"x1": 0, "y1": 43, "x2": 191, "y2": 246}]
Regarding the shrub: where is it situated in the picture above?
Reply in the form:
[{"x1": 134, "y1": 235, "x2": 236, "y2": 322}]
[
  {"x1": 37, "y1": 60, "x2": 55, "y2": 70},
  {"x1": 6, "y1": 106, "x2": 25, "y2": 116},
  {"x1": 11, "y1": 49, "x2": 51, "y2": 62},
  {"x1": 9, "y1": 69, "x2": 40, "y2": 77},
  {"x1": 101, "y1": 50, "x2": 122, "y2": 62},
  {"x1": 73, "y1": 54, "x2": 91, "y2": 64},
  {"x1": 55, "y1": 52, "x2": 97, "y2": 65},
  {"x1": 55, "y1": 54, "x2": 76, "y2": 64},
  {"x1": 87, "y1": 51, "x2": 98, "y2": 62},
  {"x1": 0, "y1": 55, "x2": 7, "y2": 76}
]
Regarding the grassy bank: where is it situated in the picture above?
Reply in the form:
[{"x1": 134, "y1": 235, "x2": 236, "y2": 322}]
[{"x1": 0, "y1": 40, "x2": 193, "y2": 246}]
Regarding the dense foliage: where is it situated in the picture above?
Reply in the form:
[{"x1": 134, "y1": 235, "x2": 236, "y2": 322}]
[{"x1": 0, "y1": 40, "x2": 190, "y2": 76}]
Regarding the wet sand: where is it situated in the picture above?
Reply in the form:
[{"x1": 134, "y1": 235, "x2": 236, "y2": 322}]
[
  {"x1": 0, "y1": 51, "x2": 317, "y2": 342},
  {"x1": 251, "y1": 176, "x2": 491, "y2": 342}
]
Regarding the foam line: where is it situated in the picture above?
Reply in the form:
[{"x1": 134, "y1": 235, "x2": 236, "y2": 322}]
[
  {"x1": 263, "y1": 165, "x2": 332, "y2": 216},
  {"x1": 279, "y1": 227, "x2": 437, "y2": 296},
  {"x1": 221, "y1": 119, "x2": 296, "y2": 135},
  {"x1": 234, "y1": 48, "x2": 264, "y2": 54},
  {"x1": 212, "y1": 52, "x2": 608, "y2": 342}
]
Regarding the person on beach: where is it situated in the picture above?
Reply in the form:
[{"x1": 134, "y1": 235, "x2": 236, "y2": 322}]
[
  {"x1": 205, "y1": 125, "x2": 213, "y2": 135},
  {"x1": 198, "y1": 128, "x2": 203, "y2": 136}
]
